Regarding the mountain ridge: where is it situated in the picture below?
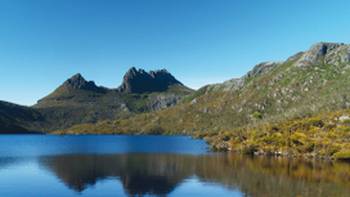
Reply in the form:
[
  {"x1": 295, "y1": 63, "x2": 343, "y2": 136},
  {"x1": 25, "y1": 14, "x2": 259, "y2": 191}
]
[{"x1": 1, "y1": 67, "x2": 192, "y2": 132}]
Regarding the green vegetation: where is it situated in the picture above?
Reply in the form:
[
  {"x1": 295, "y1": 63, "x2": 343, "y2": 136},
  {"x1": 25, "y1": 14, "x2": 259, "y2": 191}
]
[
  {"x1": 200, "y1": 110, "x2": 350, "y2": 160},
  {"x1": 252, "y1": 111, "x2": 263, "y2": 120},
  {"x1": 333, "y1": 150, "x2": 350, "y2": 160}
]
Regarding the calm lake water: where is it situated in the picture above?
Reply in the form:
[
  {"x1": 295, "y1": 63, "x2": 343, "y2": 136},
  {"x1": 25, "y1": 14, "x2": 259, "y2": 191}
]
[{"x1": 0, "y1": 135, "x2": 349, "y2": 197}]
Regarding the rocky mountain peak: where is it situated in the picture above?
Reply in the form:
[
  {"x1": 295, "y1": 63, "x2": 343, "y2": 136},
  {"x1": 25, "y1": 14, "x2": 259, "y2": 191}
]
[
  {"x1": 62, "y1": 73, "x2": 105, "y2": 92},
  {"x1": 245, "y1": 61, "x2": 280, "y2": 79},
  {"x1": 64, "y1": 73, "x2": 86, "y2": 87},
  {"x1": 295, "y1": 42, "x2": 350, "y2": 67},
  {"x1": 118, "y1": 67, "x2": 183, "y2": 93}
]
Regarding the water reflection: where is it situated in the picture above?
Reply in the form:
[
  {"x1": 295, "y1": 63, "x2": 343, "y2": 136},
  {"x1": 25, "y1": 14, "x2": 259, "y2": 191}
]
[
  {"x1": 38, "y1": 154, "x2": 350, "y2": 197},
  {"x1": 40, "y1": 154, "x2": 197, "y2": 196}
]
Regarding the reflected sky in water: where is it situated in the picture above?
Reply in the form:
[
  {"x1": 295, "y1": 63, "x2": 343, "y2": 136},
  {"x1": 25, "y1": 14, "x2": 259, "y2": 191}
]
[
  {"x1": 0, "y1": 135, "x2": 208, "y2": 157},
  {"x1": 0, "y1": 135, "x2": 350, "y2": 197}
]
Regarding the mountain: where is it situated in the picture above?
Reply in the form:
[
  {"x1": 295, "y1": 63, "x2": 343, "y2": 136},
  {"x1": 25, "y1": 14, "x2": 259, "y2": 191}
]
[{"x1": 0, "y1": 68, "x2": 192, "y2": 132}]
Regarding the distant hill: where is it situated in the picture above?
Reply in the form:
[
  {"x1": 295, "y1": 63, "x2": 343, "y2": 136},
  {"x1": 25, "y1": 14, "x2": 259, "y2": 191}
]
[
  {"x1": 0, "y1": 101, "x2": 43, "y2": 133},
  {"x1": 0, "y1": 68, "x2": 193, "y2": 132}
]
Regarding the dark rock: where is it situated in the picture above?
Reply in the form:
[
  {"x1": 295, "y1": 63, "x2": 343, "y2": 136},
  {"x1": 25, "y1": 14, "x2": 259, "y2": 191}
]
[
  {"x1": 118, "y1": 67, "x2": 183, "y2": 93},
  {"x1": 295, "y1": 42, "x2": 349, "y2": 67},
  {"x1": 245, "y1": 62, "x2": 279, "y2": 79},
  {"x1": 63, "y1": 73, "x2": 106, "y2": 93}
]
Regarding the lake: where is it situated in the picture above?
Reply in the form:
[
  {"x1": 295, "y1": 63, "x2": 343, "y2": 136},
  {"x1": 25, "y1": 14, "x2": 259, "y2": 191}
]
[{"x1": 0, "y1": 135, "x2": 349, "y2": 197}]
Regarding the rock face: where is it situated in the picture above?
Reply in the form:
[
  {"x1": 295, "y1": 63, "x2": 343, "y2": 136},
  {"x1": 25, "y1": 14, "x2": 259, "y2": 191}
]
[
  {"x1": 118, "y1": 67, "x2": 184, "y2": 93},
  {"x1": 205, "y1": 78, "x2": 244, "y2": 92},
  {"x1": 245, "y1": 62, "x2": 279, "y2": 79},
  {"x1": 204, "y1": 62, "x2": 279, "y2": 93},
  {"x1": 296, "y1": 42, "x2": 350, "y2": 67},
  {"x1": 62, "y1": 73, "x2": 106, "y2": 93},
  {"x1": 148, "y1": 95, "x2": 182, "y2": 111}
]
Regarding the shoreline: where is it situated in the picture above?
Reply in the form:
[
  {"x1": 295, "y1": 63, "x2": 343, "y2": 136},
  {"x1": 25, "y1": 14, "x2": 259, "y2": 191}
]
[{"x1": 1, "y1": 131, "x2": 349, "y2": 162}]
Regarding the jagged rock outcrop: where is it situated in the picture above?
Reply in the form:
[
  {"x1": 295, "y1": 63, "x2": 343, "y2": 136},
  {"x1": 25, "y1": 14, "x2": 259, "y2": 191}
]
[
  {"x1": 245, "y1": 61, "x2": 280, "y2": 79},
  {"x1": 205, "y1": 78, "x2": 244, "y2": 92},
  {"x1": 148, "y1": 95, "x2": 182, "y2": 111},
  {"x1": 296, "y1": 42, "x2": 350, "y2": 67},
  {"x1": 62, "y1": 73, "x2": 107, "y2": 93},
  {"x1": 204, "y1": 62, "x2": 279, "y2": 93},
  {"x1": 118, "y1": 67, "x2": 184, "y2": 93}
]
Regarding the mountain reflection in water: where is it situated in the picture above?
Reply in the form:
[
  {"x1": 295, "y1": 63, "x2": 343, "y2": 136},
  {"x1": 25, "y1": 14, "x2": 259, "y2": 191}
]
[{"x1": 38, "y1": 153, "x2": 350, "y2": 197}]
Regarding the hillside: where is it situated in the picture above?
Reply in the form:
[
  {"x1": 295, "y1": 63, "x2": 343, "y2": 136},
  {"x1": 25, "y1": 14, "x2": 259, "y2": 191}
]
[{"x1": 0, "y1": 101, "x2": 44, "y2": 133}]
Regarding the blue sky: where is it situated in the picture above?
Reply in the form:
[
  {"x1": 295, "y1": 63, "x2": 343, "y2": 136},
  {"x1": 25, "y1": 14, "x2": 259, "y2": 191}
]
[{"x1": 1, "y1": 0, "x2": 350, "y2": 106}]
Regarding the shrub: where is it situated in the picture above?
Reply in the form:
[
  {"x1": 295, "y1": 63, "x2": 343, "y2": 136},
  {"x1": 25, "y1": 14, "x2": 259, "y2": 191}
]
[
  {"x1": 333, "y1": 150, "x2": 350, "y2": 160},
  {"x1": 252, "y1": 111, "x2": 263, "y2": 119},
  {"x1": 290, "y1": 132, "x2": 308, "y2": 145}
]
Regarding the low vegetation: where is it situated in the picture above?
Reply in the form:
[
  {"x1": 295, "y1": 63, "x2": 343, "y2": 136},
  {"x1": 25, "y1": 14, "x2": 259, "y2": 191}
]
[{"x1": 199, "y1": 110, "x2": 350, "y2": 160}]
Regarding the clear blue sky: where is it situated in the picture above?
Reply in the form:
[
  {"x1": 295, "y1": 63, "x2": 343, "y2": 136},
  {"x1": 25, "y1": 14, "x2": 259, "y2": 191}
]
[{"x1": 1, "y1": 0, "x2": 350, "y2": 106}]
